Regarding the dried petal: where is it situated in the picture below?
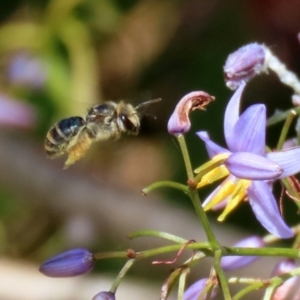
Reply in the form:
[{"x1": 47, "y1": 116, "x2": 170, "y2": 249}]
[{"x1": 168, "y1": 91, "x2": 215, "y2": 136}]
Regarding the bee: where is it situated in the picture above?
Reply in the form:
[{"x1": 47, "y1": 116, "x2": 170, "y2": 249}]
[{"x1": 45, "y1": 99, "x2": 161, "y2": 168}]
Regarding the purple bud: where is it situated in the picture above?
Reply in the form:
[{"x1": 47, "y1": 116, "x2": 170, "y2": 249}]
[
  {"x1": 224, "y1": 43, "x2": 266, "y2": 90},
  {"x1": 168, "y1": 91, "x2": 215, "y2": 136},
  {"x1": 271, "y1": 260, "x2": 297, "y2": 300},
  {"x1": 92, "y1": 291, "x2": 116, "y2": 300},
  {"x1": 221, "y1": 236, "x2": 265, "y2": 271},
  {"x1": 39, "y1": 248, "x2": 95, "y2": 277},
  {"x1": 184, "y1": 278, "x2": 217, "y2": 300}
]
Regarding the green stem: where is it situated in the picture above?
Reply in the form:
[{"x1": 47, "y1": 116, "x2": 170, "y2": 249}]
[
  {"x1": 276, "y1": 109, "x2": 296, "y2": 150},
  {"x1": 176, "y1": 135, "x2": 218, "y2": 247},
  {"x1": 177, "y1": 134, "x2": 231, "y2": 299},
  {"x1": 267, "y1": 106, "x2": 300, "y2": 126},
  {"x1": 128, "y1": 230, "x2": 188, "y2": 244},
  {"x1": 135, "y1": 242, "x2": 212, "y2": 259},
  {"x1": 224, "y1": 246, "x2": 300, "y2": 258},
  {"x1": 93, "y1": 244, "x2": 300, "y2": 262},
  {"x1": 93, "y1": 251, "x2": 130, "y2": 260},
  {"x1": 178, "y1": 268, "x2": 189, "y2": 300},
  {"x1": 232, "y1": 282, "x2": 266, "y2": 300},
  {"x1": 142, "y1": 181, "x2": 189, "y2": 195},
  {"x1": 110, "y1": 259, "x2": 135, "y2": 293},
  {"x1": 214, "y1": 249, "x2": 232, "y2": 300}
]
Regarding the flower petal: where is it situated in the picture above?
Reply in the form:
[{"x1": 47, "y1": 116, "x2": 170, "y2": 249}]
[
  {"x1": 184, "y1": 278, "x2": 217, "y2": 300},
  {"x1": 225, "y1": 152, "x2": 283, "y2": 180},
  {"x1": 248, "y1": 181, "x2": 293, "y2": 238},
  {"x1": 224, "y1": 82, "x2": 246, "y2": 149},
  {"x1": 196, "y1": 131, "x2": 230, "y2": 158},
  {"x1": 231, "y1": 104, "x2": 266, "y2": 154},
  {"x1": 221, "y1": 236, "x2": 265, "y2": 271},
  {"x1": 0, "y1": 93, "x2": 36, "y2": 129},
  {"x1": 267, "y1": 147, "x2": 300, "y2": 178},
  {"x1": 271, "y1": 260, "x2": 297, "y2": 300}
]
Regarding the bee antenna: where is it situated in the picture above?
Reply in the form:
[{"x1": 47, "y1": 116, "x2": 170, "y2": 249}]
[{"x1": 135, "y1": 98, "x2": 162, "y2": 111}]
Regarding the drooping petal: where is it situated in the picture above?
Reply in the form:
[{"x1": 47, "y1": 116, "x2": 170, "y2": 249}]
[
  {"x1": 224, "y1": 82, "x2": 246, "y2": 149},
  {"x1": 247, "y1": 181, "x2": 293, "y2": 238},
  {"x1": 168, "y1": 91, "x2": 215, "y2": 136},
  {"x1": 221, "y1": 236, "x2": 265, "y2": 271},
  {"x1": 196, "y1": 131, "x2": 230, "y2": 158},
  {"x1": 231, "y1": 104, "x2": 266, "y2": 154},
  {"x1": 267, "y1": 147, "x2": 300, "y2": 178},
  {"x1": 225, "y1": 152, "x2": 283, "y2": 180}
]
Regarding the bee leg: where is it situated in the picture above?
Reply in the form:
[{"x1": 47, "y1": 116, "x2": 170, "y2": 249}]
[{"x1": 63, "y1": 131, "x2": 93, "y2": 169}]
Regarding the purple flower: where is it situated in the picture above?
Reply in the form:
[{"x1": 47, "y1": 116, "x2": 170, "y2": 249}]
[
  {"x1": 168, "y1": 91, "x2": 215, "y2": 136},
  {"x1": 8, "y1": 52, "x2": 47, "y2": 89},
  {"x1": 39, "y1": 248, "x2": 95, "y2": 277},
  {"x1": 224, "y1": 43, "x2": 266, "y2": 90},
  {"x1": 92, "y1": 291, "x2": 116, "y2": 300},
  {"x1": 196, "y1": 81, "x2": 300, "y2": 238},
  {"x1": 0, "y1": 93, "x2": 36, "y2": 129},
  {"x1": 184, "y1": 278, "x2": 217, "y2": 300},
  {"x1": 221, "y1": 236, "x2": 265, "y2": 271}
]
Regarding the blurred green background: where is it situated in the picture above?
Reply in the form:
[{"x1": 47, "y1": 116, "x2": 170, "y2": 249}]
[{"x1": 0, "y1": 0, "x2": 300, "y2": 299}]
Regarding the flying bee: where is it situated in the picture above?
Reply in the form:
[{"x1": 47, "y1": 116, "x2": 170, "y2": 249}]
[{"x1": 45, "y1": 98, "x2": 161, "y2": 168}]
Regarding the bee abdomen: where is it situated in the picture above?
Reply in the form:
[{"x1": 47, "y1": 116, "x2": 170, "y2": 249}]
[{"x1": 45, "y1": 116, "x2": 85, "y2": 158}]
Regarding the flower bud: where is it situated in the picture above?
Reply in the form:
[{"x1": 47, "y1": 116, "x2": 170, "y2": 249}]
[
  {"x1": 184, "y1": 278, "x2": 217, "y2": 300},
  {"x1": 221, "y1": 236, "x2": 265, "y2": 271},
  {"x1": 39, "y1": 248, "x2": 95, "y2": 277},
  {"x1": 271, "y1": 260, "x2": 297, "y2": 300},
  {"x1": 167, "y1": 91, "x2": 215, "y2": 136},
  {"x1": 224, "y1": 43, "x2": 266, "y2": 90},
  {"x1": 92, "y1": 291, "x2": 116, "y2": 300}
]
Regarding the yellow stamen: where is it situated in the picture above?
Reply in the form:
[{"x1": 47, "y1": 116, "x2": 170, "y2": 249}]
[
  {"x1": 218, "y1": 179, "x2": 251, "y2": 221},
  {"x1": 204, "y1": 178, "x2": 237, "y2": 211},
  {"x1": 197, "y1": 165, "x2": 230, "y2": 188},
  {"x1": 194, "y1": 153, "x2": 230, "y2": 174}
]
